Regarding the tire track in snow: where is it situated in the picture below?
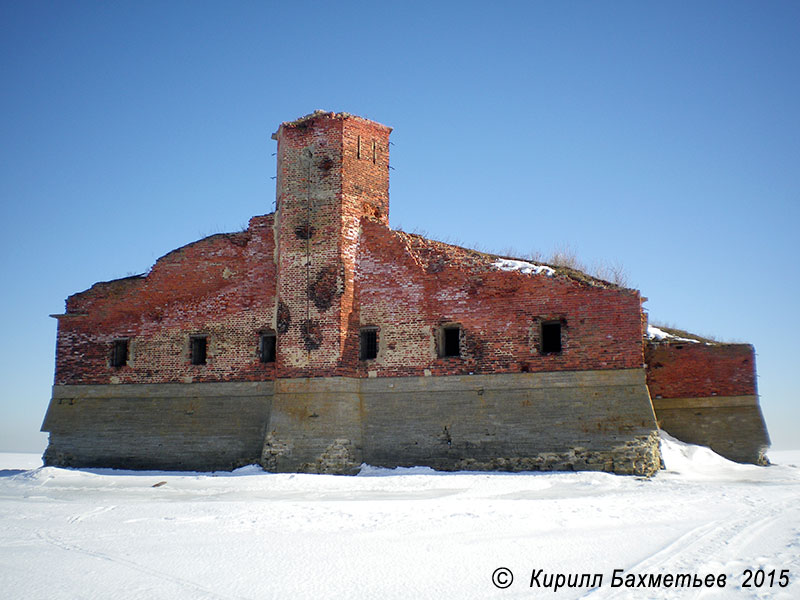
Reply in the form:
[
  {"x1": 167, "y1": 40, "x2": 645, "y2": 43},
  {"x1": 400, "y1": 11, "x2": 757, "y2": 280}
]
[
  {"x1": 67, "y1": 505, "x2": 117, "y2": 524},
  {"x1": 583, "y1": 496, "x2": 799, "y2": 599},
  {"x1": 35, "y1": 530, "x2": 254, "y2": 600}
]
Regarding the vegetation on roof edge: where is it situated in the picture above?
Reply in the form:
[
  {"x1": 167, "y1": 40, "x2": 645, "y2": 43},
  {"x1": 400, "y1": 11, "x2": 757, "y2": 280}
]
[
  {"x1": 282, "y1": 110, "x2": 351, "y2": 128},
  {"x1": 395, "y1": 230, "x2": 626, "y2": 290},
  {"x1": 650, "y1": 325, "x2": 723, "y2": 345}
]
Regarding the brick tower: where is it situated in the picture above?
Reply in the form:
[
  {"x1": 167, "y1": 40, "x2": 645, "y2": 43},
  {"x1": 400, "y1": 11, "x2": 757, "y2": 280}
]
[{"x1": 272, "y1": 111, "x2": 392, "y2": 376}]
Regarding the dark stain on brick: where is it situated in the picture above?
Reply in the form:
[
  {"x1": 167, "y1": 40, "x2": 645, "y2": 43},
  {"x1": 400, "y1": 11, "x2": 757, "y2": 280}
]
[
  {"x1": 308, "y1": 264, "x2": 339, "y2": 311},
  {"x1": 223, "y1": 232, "x2": 250, "y2": 248},
  {"x1": 427, "y1": 257, "x2": 446, "y2": 274},
  {"x1": 294, "y1": 223, "x2": 316, "y2": 240},
  {"x1": 277, "y1": 300, "x2": 291, "y2": 334},
  {"x1": 467, "y1": 276, "x2": 485, "y2": 297},
  {"x1": 318, "y1": 155, "x2": 334, "y2": 173},
  {"x1": 464, "y1": 331, "x2": 486, "y2": 363},
  {"x1": 300, "y1": 319, "x2": 322, "y2": 350}
]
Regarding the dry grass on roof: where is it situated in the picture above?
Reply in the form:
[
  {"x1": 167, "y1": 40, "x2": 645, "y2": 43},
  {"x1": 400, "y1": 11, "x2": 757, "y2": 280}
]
[
  {"x1": 394, "y1": 230, "x2": 625, "y2": 290},
  {"x1": 651, "y1": 324, "x2": 720, "y2": 344}
]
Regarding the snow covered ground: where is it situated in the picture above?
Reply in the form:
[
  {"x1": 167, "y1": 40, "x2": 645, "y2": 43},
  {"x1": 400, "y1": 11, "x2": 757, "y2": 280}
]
[{"x1": 1, "y1": 437, "x2": 798, "y2": 599}]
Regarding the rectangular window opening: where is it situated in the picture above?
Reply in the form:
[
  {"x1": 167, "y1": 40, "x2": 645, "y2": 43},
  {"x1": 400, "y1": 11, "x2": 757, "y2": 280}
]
[
  {"x1": 111, "y1": 339, "x2": 128, "y2": 368},
  {"x1": 442, "y1": 326, "x2": 461, "y2": 357},
  {"x1": 190, "y1": 336, "x2": 207, "y2": 365},
  {"x1": 357, "y1": 135, "x2": 362, "y2": 159},
  {"x1": 541, "y1": 321, "x2": 562, "y2": 354},
  {"x1": 260, "y1": 332, "x2": 276, "y2": 364},
  {"x1": 372, "y1": 140, "x2": 377, "y2": 164},
  {"x1": 360, "y1": 328, "x2": 378, "y2": 361}
]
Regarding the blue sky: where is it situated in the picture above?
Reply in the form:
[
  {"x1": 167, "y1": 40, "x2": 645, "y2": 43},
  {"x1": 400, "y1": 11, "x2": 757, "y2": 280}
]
[{"x1": 1, "y1": 1, "x2": 798, "y2": 452}]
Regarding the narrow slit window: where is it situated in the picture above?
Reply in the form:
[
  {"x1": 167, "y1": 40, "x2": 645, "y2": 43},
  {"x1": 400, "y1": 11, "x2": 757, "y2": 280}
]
[
  {"x1": 360, "y1": 328, "x2": 378, "y2": 361},
  {"x1": 260, "y1": 332, "x2": 276, "y2": 364},
  {"x1": 372, "y1": 140, "x2": 377, "y2": 164},
  {"x1": 442, "y1": 326, "x2": 461, "y2": 357},
  {"x1": 357, "y1": 135, "x2": 362, "y2": 159},
  {"x1": 111, "y1": 339, "x2": 128, "y2": 368},
  {"x1": 541, "y1": 321, "x2": 562, "y2": 354},
  {"x1": 190, "y1": 336, "x2": 207, "y2": 365}
]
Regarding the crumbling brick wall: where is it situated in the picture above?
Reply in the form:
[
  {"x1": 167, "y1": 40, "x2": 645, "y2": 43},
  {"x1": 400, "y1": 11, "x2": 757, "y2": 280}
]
[
  {"x1": 54, "y1": 112, "x2": 645, "y2": 387},
  {"x1": 347, "y1": 220, "x2": 646, "y2": 378},
  {"x1": 54, "y1": 214, "x2": 278, "y2": 385},
  {"x1": 272, "y1": 112, "x2": 391, "y2": 378},
  {"x1": 54, "y1": 214, "x2": 645, "y2": 385}
]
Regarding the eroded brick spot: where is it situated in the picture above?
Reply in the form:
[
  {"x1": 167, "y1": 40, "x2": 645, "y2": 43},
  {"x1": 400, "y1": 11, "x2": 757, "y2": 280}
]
[
  {"x1": 464, "y1": 332, "x2": 485, "y2": 362},
  {"x1": 294, "y1": 223, "x2": 316, "y2": 240},
  {"x1": 224, "y1": 232, "x2": 250, "y2": 248},
  {"x1": 308, "y1": 264, "x2": 339, "y2": 311},
  {"x1": 427, "y1": 257, "x2": 446, "y2": 273},
  {"x1": 277, "y1": 300, "x2": 291, "y2": 334},
  {"x1": 300, "y1": 319, "x2": 322, "y2": 350},
  {"x1": 318, "y1": 155, "x2": 334, "y2": 173}
]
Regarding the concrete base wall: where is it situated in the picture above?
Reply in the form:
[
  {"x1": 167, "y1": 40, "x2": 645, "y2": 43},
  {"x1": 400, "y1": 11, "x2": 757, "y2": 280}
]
[
  {"x1": 42, "y1": 382, "x2": 273, "y2": 471},
  {"x1": 42, "y1": 369, "x2": 661, "y2": 476},
  {"x1": 358, "y1": 369, "x2": 659, "y2": 475},
  {"x1": 262, "y1": 378, "x2": 363, "y2": 474},
  {"x1": 652, "y1": 396, "x2": 770, "y2": 465}
]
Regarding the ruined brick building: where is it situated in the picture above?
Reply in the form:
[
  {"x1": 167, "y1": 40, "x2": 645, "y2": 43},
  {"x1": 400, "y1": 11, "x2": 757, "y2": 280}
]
[{"x1": 42, "y1": 111, "x2": 770, "y2": 476}]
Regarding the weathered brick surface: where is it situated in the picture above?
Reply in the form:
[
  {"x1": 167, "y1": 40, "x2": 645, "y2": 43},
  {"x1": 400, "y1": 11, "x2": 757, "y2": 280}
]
[
  {"x1": 349, "y1": 223, "x2": 645, "y2": 378},
  {"x1": 54, "y1": 111, "x2": 644, "y2": 387},
  {"x1": 645, "y1": 342, "x2": 756, "y2": 399},
  {"x1": 55, "y1": 216, "x2": 278, "y2": 385},
  {"x1": 272, "y1": 112, "x2": 391, "y2": 378}
]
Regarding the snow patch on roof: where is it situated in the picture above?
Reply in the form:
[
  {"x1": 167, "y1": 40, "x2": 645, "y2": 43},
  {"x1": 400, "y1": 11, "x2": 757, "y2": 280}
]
[
  {"x1": 647, "y1": 325, "x2": 699, "y2": 343},
  {"x1": 493, "y1": 258, "x2": 555, "y2": 277}
]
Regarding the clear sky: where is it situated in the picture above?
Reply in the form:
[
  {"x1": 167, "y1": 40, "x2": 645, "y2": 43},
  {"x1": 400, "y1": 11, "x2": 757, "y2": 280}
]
[{"x1": 1, "y1": 1, "x2": 798, "y2": 452}]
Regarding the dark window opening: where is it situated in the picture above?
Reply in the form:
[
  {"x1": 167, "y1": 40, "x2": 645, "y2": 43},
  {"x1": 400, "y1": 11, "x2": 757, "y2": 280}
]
[
  {"x1": 111, "y1": 339, "x2": 128, "y2": 368},
  {"x1": 360, "y1": 328, "x2": 378, "y2": 361},
  {"x1": 442, "y1": 326, "x2": 461, "y2": 357},
  {"x1": 541, "y1": 322, "x2": 562, "y2": 354},
  {"x1": 260, "y1": 332, "x2": 276, "y2": 364},
  {"x1": 357, "y1": 135, "x2": 362, "y2": 159},
  {"x1": 190, "y1": 336, "x2": 207, "y2": 365},
  {"x1": 372, "y1": 140, "x2": 377, "y2": 164}
]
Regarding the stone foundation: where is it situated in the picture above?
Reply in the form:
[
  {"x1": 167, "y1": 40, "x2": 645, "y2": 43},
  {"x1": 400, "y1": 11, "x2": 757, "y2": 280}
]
[
  {"x1": 43, "y1": 368, "x2": 660, "y2": 476},
  {"x1": 41, "y1": 382, "x2": 272, "y2": 471},
  {"x1": 652, "y1": 396, "x2": 769, "y2": 465},
  {"x1": 451, "y1": 431, "x2": 661, "y2": 476}
]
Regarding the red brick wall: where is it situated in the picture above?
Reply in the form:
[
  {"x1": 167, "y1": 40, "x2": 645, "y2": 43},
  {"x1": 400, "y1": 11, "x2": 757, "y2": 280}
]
[
  {"x1": 54, "y1": 112, "x2": 647, "y2": 386},
  {"x1": 645, "y1": 342, "x2": 757, "y2": 399},
  {"x1": 272, "y1": 112, "x2": 391, "y2": 378},
  {"x1": 339, "y1": 116, "x2": 392, "y2": 370},
  {"x1": 55, "y1": 214, "x2": 645, "y2": 385},
  {"x1": 346, "y1": 221, "x2": 646, "y2": 377},
  {"x1": 55, "y1": 215, "x2": 278, "y2": 385}
]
